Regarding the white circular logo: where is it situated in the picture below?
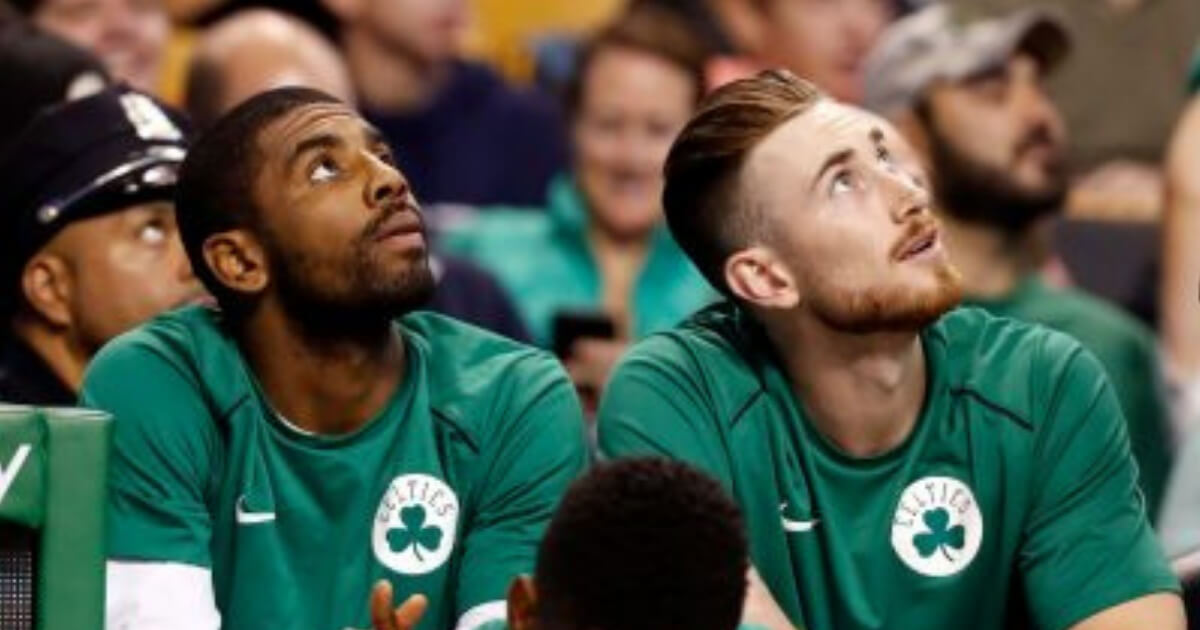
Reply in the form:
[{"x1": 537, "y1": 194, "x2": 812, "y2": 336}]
[
  {"x1": 372, "y1": 474, "x2": 459, "y2": 575},
  {"x1": 890, "y1": 476, "x2": 983, "y2": 577}
]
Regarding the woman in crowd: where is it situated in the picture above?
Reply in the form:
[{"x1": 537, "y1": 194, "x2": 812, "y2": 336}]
[{"x1": 440, "y1": 5, "x2": 714, "y2": 402}]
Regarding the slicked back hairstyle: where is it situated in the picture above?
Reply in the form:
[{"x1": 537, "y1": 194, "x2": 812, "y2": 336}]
[
  {"x1": 174, "y1": 86, "x2": 341, "y2": 311},
  {"x1": 662, "y1": 69, "x2": 825, "y2": 295},
  {"x1": 535, "y1": 457, "x2": 749, "y2": 630}
]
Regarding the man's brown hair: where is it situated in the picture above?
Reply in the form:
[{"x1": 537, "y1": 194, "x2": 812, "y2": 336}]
[{"x1": 662, "y1": 69, "x2": 824, "y2": 294}]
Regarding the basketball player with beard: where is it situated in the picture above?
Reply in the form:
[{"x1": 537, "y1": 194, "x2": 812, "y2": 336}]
[
  {"x1": 80, "y1": 88, "x2": 587, "y2": 630},
  {"x1": 597, "y1": 69, "x2": 1182, "y2": 629},
  {"x1": 864, "y1": 5, "x2": 1172, "y2": 519}
]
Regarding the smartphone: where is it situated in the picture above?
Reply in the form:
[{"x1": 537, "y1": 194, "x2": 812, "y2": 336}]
[{"x1": 552, "y1": 310, "x2": 616, "y2": 358}]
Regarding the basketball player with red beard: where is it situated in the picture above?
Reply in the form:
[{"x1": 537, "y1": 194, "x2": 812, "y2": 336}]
[{"x1": 597, "y1": 70, "x2": 1182, "y2": 630}]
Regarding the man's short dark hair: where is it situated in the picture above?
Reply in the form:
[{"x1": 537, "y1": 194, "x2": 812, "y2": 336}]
[
  {"x1": 662, "y1": 69, "x2": 824, "y2": 295},
  {"x1": 535, "y1": 457, "x2": 749, "y2": 630},
  {"x1": 6, "y1": 0, "x2": 37, "y2": 14},
  {"x1": 174, "y1": 86, "x2": 341, "y2": 311}
]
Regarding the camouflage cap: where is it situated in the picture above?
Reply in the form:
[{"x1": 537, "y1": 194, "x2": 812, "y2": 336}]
[{"x1": 863, "y1": 3, "x2": 1070, "y2": 115}]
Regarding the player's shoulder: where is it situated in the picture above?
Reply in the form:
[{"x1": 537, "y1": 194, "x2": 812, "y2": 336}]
[
  {"x1": 86, "y1": 305, "x2": 247, "y2": 410},
  {"x1": 932, "y1": 306, "x2": 1102, "y2": 427},
  {"x1": 612, "y1": 302, "x2": 765, "y2": 414},
  {"x1": 401, "y1": 311, "x2": 575, "y2": 434}
]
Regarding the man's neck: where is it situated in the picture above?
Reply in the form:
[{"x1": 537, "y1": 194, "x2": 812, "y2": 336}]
[
  {"x1": 764, "y1": 312, "x2": 928, "y2": 458},
  {"x1": 588, "y1": 224, "x2": 650, "y2": 332},
  {"x1": 342, "y1": 27, "x2": 450, "y2": 112},
  {"x1": 939, "y1": 214, "x2": 1032, "y2": 299},
  {"x1": 10, "y1": 317, "x2": 88, "y2": 394},
  {"x1": 237, "y1": 303, "x2": 406, "y2": 436}
]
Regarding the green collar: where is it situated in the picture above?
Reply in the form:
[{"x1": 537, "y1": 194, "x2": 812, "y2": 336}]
[{"x1": 545, "y1": 174, "x2": 678, "y2": 252}]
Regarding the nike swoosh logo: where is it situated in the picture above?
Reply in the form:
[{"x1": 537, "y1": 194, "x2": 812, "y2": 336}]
[
  {"x1": 236, "y1": 495, "x2": 276, "y2": 525},
  {"x1": 780, "y1": 503, "x2": 818, "y2": 532}
]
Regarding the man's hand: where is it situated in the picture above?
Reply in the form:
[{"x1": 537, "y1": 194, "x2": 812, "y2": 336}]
[{"x1": 346, "y1": 580, "x2": 427, "y2": 630}]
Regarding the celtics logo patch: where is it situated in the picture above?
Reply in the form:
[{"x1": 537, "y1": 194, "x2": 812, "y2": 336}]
[
  {"x1": 890, "y1": 476, "x2": 983, "y2": 577},
  {"x1": 372, "y1": 474, "x2": 459, "y2": 575}
]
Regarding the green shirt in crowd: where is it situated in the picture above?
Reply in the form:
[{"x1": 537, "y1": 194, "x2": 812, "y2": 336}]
[
  {"x1": 81, "y1": 306, "x2": 588, "y2": 630},
  {"x1": 439, "y1": 175, "x2": 715, "y2": 347},
  {"x1": 598, "y1": 303, "x2": 1177, "y2": 630},
  {"x1": 964, "y1": 275, "x2": 1172, "y2": 519}
]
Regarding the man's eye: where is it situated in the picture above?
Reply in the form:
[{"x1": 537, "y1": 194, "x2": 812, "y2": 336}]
[
  {"x1": 376, "y1": 150, "x2": 396, "y2": 166},
  {"x1": 310, "y1": 158, "x2": 340, "y2": 183},
  {"x1": 138, "y1": 222, "x2": 166, "y2": 245},
  {"x1": 830, "y1": 171, "x2": 856, "y2": 196}
]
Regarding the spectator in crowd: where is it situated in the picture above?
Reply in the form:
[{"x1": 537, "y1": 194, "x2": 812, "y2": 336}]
[
  {"x1": 506, "y1": 458, "x2": 755, "y2": 630},
  {"x1": 0, "y1": 86, "x2": 201, "y2": 405},
  {"x1": 9, "y1": 0, "x2": 170, "y2": 94},
  {"x1": 0, "y1": 18, "x2": 110, "y2": 154},
  {"x1": 440, "y1": 6, "x2": 715, "y2": 404},
  {"x1": 598, "y1": 69, "x2": 1182, "y2": 630},
  {"x1": 184, "y1": 8, "x2": 353, "y2": 129},
  {"x1": 84, "y1": 87, "x2": 587, "y2": 630},
  {"x1": 862, "y1": 4, "x2": 1173, "y2": 517},
  {"x1": 321, "y1": 0, "x2": 568, "y2": 206},
  {"x1": 183, "y1": 7, "x2": 530, "y2": 342},
  {"x1": 951, "y1": 0, "x2": 1200, "y2": 221},
  {"x1": 1156, "y1": 46, "x2": 1200, "y2": 557},
  {"x1": 637, "y1": 0, "x2": 892, "y2": 101}
]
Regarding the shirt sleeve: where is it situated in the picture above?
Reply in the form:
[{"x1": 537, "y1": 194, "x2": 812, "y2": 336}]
[
  {"x1": 452, "y1": 359, "x2": 588, "y2": 625},
  {"x1": 1088, "y1": 329, "x2": 1173, "y2": 520},
  {"x1": 596, "y1": 338, "x2": 733, "y2": 484},
  {"x1": 1020, "y1": 337, "x2": 1179, "y2": 630},
  {"x1": 106, "y1": 561, "x2": 220, "y2": 630},
  {"x1": 80, "y1": 338, "x2": 219, "y2": 568}
]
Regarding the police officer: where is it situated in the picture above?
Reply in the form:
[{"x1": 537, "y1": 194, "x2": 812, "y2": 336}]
[{"x1": 0, "y1": 85, "x2": 203, "y2": 403}]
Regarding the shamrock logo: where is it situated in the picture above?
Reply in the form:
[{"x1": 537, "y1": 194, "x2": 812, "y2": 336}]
[
  {"x1": 912, "y1": 507, "x2": 965, "y2": 562},
  {"x1": 386, "y1": 505, "x2": 443, "y2": 562}
]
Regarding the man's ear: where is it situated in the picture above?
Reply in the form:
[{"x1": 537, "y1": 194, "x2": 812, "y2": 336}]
[
  {"x1": 202, "y1": 230, "x2": 269, "y2": 297},
  {"x1": 724, "y1": 246, "x2": 800, "y2": 310},
  {"x1": 320, "y1": 0, "x2": 365, "y2": 22},
  {"x1": 21, "y1": 253, "x2": 75, "y2": 328},
  {"x1": 506, "y1": 575, "x2": 538, "y2": 630}
]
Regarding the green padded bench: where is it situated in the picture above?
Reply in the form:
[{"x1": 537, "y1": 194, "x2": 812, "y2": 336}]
[{"x1": 0, "y1": 405, "x2": 111, "y2": 630}]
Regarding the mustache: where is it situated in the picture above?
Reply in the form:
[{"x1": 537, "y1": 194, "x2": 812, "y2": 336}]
[
  {"x1": 1014, "y1": 124, "x2": 1059, "y2": 159},
  {"x1": 890, "y1": 216, "x2": 939, "y2": 258},
  {"x1": 361, "y1": 199, "x2": 424, "y2": 241}
]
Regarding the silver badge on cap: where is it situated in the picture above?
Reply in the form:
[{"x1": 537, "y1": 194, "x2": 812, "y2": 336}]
[
  {"x1": 119, "y1": 92, "x2": 183, "y2": 142},
  {"x1": 36, "y1": 205, "x2": 61, "y2": 225}
]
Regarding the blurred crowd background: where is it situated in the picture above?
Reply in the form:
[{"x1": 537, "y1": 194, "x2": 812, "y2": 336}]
[{"x1": 4, "y1": 0, "x2": 1200, "y2": 596}]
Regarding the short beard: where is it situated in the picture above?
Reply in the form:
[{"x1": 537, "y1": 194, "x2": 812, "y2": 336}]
[
  {"x1": 266, "y1": 230, "x2": 436, "y2": 339},
  {"x1": 921, "y1": 107, "x2": 1066, "y2": 236},
  {"x1": 805, "y1": 262, "x2": 964, "y2": 334}
]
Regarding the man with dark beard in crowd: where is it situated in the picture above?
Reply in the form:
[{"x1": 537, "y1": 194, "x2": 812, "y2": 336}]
[{"x1": 864, "y1": 4, "x2": 1173, "y2": 518}]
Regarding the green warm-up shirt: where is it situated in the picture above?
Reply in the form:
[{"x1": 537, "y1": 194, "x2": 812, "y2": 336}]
[
  {"x1": 81, "y1": 305, "x2": 588, "y2": 630},
  {"x1": 965, "y1": 275, "x2": 1172, "y2": 518},
  {"x1": 599, "y1": 303, "x2": 1176, "y2": 630}
]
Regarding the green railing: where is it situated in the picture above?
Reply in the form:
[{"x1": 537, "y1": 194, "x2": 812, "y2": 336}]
[{"x1": 0, "y1": 404, "x2": 111, "y2": 630}]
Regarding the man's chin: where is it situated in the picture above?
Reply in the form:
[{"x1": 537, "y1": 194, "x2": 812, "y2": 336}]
[{"x1": 814, "y1": 269, "x2": 963, "y2": 334}]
